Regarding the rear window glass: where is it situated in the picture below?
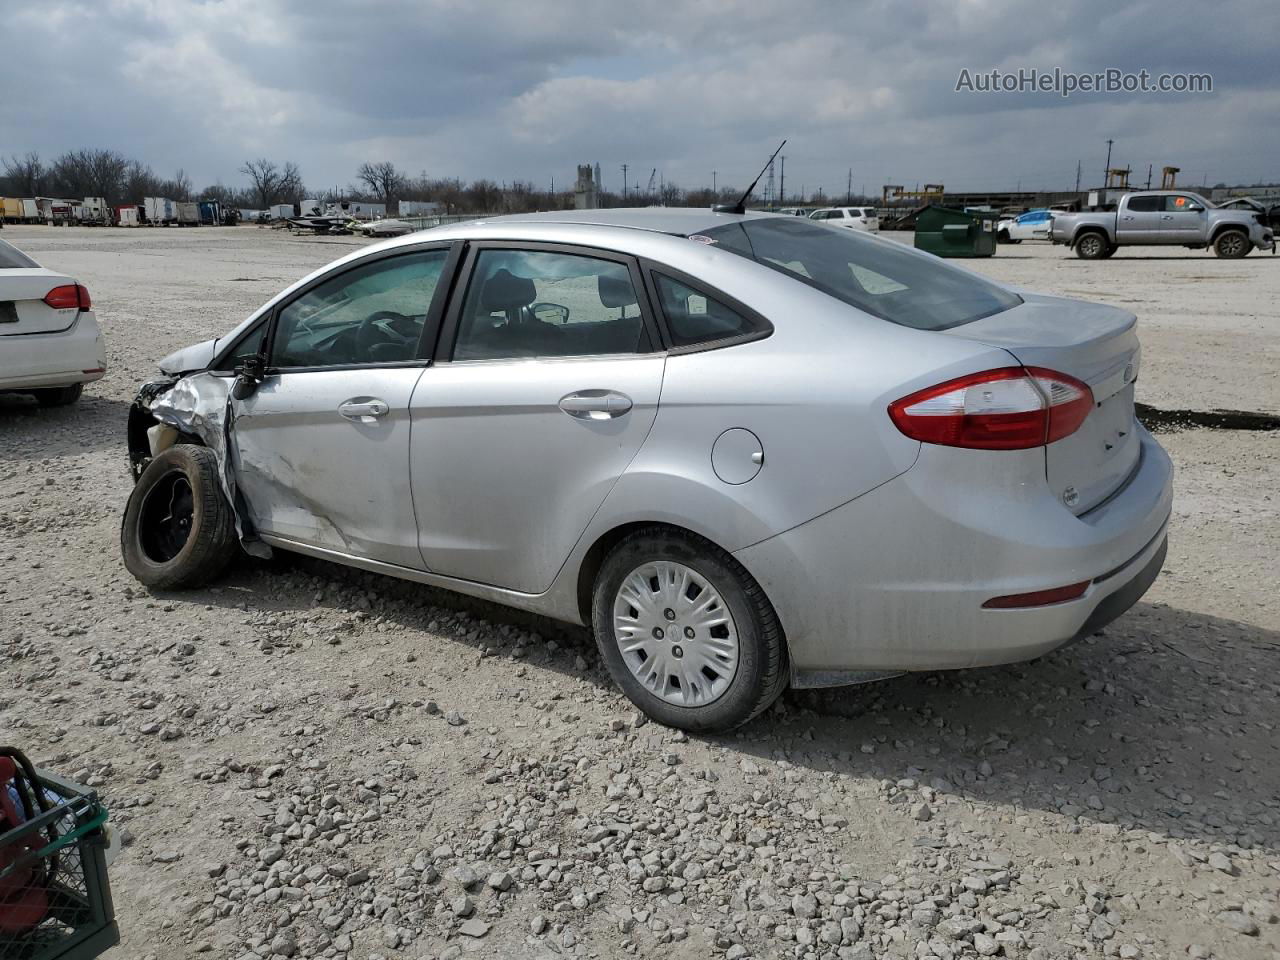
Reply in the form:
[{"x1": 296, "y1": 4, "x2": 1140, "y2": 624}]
[
  {"x1": 702, "y1": 218, "x2": 1022, "y2": 331},
  {"x1": 0, "y1": 240, "x2": 38, "y2": 269}
]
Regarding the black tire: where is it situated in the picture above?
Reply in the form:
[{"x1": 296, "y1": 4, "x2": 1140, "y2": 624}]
[
  {"x1": 1075, "y1": 232, "x2": 1109, "y2": 259},
  {"x1": 121, "y1": 444, "x2": 239, "y2": 589},
  {"x1": 591, "y1": 528, "x2": 788, "y2": 732},
  {"x1": 1100, "y1": 244, "x2": 1118, "y2": 259},
  {"x1": 33, "y1": 383, "x2": 82, "y2": 407},
  {"x1": 1213, "y1": 229, "x2": 1250, "y2": 259}
]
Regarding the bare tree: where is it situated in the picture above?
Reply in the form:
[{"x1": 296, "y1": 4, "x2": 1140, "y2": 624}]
[
  {"x1": 48, "y1": 149, "x2": 131, "y2": 202},
  {"x1": 2, "y1": 152, "x2": 44, "y2": 195},
  {"x1": 356, "y1": 161, "x2": 406, "y2": 206},
  {"x1": 239, "y1": 158, "x2": 281, "y2": 209},
  {"x1": 278, "y1": 162, "x2": 304, "y2": 204}
]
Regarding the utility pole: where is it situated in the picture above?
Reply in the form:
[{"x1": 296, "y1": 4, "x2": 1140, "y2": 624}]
[
  {"x1": 621, "y1": 164, "x2": 628, "y2": 201},
  {"x1": 1074, "y1": 160, "x2": 1081, "y2": 193},
  {"x1": 847, "y1": 168, "x2": 852, "y2": 204},
  {"x1": 1104, "y1": 139, "x2": 1114, "y2": 184},
  {"x1": 779, "y1": 156, "x2": 785, "y2": 205},
  {"x1": 1145, "y1": 164, "x2": 1152, "y2": 190},
  {"x1": 712, "y1": 170, "x2": 717, "y2": 194}
]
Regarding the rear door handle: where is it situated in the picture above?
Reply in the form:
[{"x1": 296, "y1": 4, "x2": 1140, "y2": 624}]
[
  {"x1": 338, "y1": 398, "x2": 389, "y2": 422},
  {"x1": 559, "y1": 390, "x2": 633, "y2": 420},
  {"x1": 1160, "y1": 215, "x2": 1174, "y2": 220}
]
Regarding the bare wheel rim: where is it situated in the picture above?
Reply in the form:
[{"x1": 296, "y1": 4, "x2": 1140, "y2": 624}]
[{"x1": 612, "y1": 560, "x2": 740, "y2": 707}]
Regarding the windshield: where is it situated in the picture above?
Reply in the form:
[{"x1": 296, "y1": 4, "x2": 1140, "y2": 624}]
[
  {"x1": 0, "y1": 239, "x2": 39, "y2": 269},
  {"x1": 701, "y1": 217, "x2": 1022, "y2": 331}
]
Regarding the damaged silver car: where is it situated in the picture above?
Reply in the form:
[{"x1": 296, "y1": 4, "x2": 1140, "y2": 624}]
[{"x1": 124, "y1": 209, "x2": 1172, "y2": 731}]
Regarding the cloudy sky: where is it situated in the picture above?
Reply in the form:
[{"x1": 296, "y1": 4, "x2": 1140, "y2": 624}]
[{"x1": 2, "y1": 0, "x2": 1276, "y2": 198}]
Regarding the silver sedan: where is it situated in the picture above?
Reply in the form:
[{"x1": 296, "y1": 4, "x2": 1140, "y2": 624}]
[{"x1": 122, "y1": 209, "x2": 1173, "y2": 731}]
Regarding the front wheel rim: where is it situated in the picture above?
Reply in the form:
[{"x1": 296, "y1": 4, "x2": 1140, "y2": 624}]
[
  {"x1": 1220, "y1": 234, "x2": 1244, "y2": 256},
  {"x1": 612, "y1": 560, "x2": 740, "y2": 707},
  {"x1": 138, "y1": 470, "x2": 195, "y2": 563}
]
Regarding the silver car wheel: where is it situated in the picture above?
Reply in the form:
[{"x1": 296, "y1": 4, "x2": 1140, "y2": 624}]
[{"x1": 612, "y1": 560, "x2": 740, "y2": 707}]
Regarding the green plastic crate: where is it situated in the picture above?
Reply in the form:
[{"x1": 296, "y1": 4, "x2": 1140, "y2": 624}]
[{"x1": 1, "y1": 756, "x2": 118, "y2": 960}]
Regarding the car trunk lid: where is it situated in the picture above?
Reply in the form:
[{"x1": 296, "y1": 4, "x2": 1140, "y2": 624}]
[
  {"x1": 941, "y1": 293, "x2": 1141, "y2": 514},
  {"x1": 0, "y1": 268, "x2": 82, "y2": 336}
]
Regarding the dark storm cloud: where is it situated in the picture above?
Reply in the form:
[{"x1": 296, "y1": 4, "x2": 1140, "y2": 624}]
[{"x1": 0, "y1": 0, "x2": 1275, "y2": 195}]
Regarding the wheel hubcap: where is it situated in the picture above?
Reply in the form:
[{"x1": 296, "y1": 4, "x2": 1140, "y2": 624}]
[
  {"x1": 1222, "y1": 235, "x2": 1244, "y2": 255},
  {"x1": 612, "y1": 560, "x2": 740, "y2": 707}
]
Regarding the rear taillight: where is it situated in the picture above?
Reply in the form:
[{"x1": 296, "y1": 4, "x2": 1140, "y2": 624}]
[
  {"x1": 43, "y1": 284, "x2": 91, "y2": 310},
  {"x1": 888, "y1": 366, "x2": 1093, "y2": 450},
  {"x1": 982, "y1": 580, "x2": 1090, "y2": 608}
]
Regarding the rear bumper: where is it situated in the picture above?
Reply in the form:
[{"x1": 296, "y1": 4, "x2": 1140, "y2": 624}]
[
  {"x1": 0, "y1": 311, "x2": 106, "y2": 391},
  {"x1": 734, "y1": 427, "x2": 1173, "y2": 674}
]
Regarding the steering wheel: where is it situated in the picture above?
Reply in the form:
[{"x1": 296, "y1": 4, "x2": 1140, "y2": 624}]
[{"x1": 355, "y1": 311, "x2": 418, "y2": 359}]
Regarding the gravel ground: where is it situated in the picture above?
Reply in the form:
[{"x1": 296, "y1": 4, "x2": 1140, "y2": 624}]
[{"x1": 1, "y1": 226, "x2": 1277, "y2": 960}]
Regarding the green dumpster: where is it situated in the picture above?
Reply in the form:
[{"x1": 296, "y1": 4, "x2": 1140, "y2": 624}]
[{"x1": 913, "y1": 205, "x2": 998, "y2": 257}]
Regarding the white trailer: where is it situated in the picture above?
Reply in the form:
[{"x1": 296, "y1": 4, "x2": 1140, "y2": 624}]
[
  {"x1": 270, "y1": 203, "x2": 295, "y2": 220},
  {"x1": 398, "y1": 200, "x2": 442, "y2": 217},
  {"x1": 21, "y1": 198, "x2": 38, "y2": 221}
]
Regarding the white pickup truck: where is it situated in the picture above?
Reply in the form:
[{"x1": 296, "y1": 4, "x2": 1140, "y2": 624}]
[{"x1": 1049, "y1": 190, "x2": 1275, "y2": 259}]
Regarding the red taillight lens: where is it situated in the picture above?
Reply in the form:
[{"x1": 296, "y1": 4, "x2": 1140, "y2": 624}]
[
  {"x1": 982, "y1": 581, "x2": 1090, "y2": 608},
  {"x1": 888, "y1": 366, "x2": 1093, "y2": 450},
  {"x1": 43, "y1": 284, "x2": 91, "y2": 310}
]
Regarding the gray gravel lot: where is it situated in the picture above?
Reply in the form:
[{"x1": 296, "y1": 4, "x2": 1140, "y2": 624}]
[{"x1": 1, "y1": 226, "x2": 1276, "y2": 960}]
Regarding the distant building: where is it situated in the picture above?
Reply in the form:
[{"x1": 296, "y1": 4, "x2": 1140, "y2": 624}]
[{"x1": 575, "y1": 164, "x2": 599, "y2": 210}]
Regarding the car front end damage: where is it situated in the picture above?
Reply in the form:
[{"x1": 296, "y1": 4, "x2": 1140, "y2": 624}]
[{"x1": 126, "y1": 372, "x2": 271, "y2": 558}]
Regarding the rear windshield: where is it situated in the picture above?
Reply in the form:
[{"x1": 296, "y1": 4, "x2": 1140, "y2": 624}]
[
  {"x1": 0, "y1": 240, "x2": 38, "y2": 269},
  {"x1": 701, "y1": 217, "x2": 1022, "y2": 331}
]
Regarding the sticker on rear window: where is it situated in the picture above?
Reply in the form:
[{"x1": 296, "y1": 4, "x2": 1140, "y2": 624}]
[{"x1": 688, "y1": 235, "x2": 719, "y2": 245}]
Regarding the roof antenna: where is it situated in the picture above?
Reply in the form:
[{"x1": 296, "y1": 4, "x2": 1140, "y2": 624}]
[{"x1": 714, "y1": 139, "x2": 787, "y2": 215}]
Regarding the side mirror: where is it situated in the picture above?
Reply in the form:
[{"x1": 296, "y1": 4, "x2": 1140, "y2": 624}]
[
  {"x1": 531, "y1": 302, "x2": 570, "y2": 324},
  {"x1": 230, "y1": 355, "x2": 265, "y2": 401}
]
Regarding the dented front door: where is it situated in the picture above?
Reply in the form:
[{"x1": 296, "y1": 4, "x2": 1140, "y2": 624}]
[{"x1": 231, "y1": 368, "x2": 428, "y2": 567}]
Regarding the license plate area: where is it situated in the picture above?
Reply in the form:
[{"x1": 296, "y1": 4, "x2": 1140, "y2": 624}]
[{"x1": 0, "y1": 301, "x2": 17, "y2": 324}]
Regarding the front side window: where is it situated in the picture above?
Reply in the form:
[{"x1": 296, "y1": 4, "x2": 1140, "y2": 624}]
[
  {"x1": 652, "y1": 273, "x2": 767, "y2": 347},
  {"x1": 703, "y1": 217, "x2": 1021, "y2": 331},
  {"x1": 227, "y1": 324, "x2": 267, "y2": 368},
  {"x1": 271, "y1": 250, "x2": 447, "y2": 368},
  {"x1": 453, "y1": 249, "x2": 648, "y2": 361},
  {"x1": 1164, "y1": 195, "x2": 1201, "y2": 211}
]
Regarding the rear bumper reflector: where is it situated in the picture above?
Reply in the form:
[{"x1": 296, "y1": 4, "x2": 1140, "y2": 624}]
[
  {"x1": 82, "y1": 368, "x2": 105, "y2": 374},
  {"x1": 982, "y1": 581, "x2": 1090, "y2": 609}
]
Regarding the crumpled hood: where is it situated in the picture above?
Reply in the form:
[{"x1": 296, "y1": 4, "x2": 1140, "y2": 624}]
[{"x1": 158, "y1": 338, "x2": 218, "y2": 375}]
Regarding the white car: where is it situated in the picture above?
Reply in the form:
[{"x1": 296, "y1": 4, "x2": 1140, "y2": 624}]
[
  {"x1": 0, "y1": 237, "x2": 106, "y2": 406},
  {"x1": 808, "y1": 206, "x2": 879, "y2": 232},
  {"x1": 997, "y1": 209, "x2": 1055, "y2": 243}
]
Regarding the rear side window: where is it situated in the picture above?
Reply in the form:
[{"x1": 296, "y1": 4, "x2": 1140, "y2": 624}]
[
  {"x1": 0, "y1": 240, "x2": 38, "y2": 269},
  {"x1": 453, "y1": 249, "x2": 649, "y2": 361},
  {"x1": 703, "y1": 217, "x2": 1021, "y2": 331},
  {"x1": 1126, "y1": 196, "x2": 1161, "y2": 212},
  {"x1": 652, "y1": 273, "x2": 767, "y2": 348}
]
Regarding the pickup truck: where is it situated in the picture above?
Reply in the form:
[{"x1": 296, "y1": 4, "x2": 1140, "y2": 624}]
[{"x1": 1050, "y1": 190, "x2": 1275, "y2": 259}]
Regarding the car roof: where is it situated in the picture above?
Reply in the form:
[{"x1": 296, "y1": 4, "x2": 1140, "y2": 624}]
[{"x1": 464, "y1": 207, "x2": 781, "y2": 237}]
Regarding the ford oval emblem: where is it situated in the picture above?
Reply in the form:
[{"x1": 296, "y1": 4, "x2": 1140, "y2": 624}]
[{"x1": 1062, "y1": 487, "x2": 1080, "y2": 507}]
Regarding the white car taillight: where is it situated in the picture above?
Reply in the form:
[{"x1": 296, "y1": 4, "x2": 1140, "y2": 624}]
[{"x1": 888, "y1": 367, "x2": 1093, "y2": 450}]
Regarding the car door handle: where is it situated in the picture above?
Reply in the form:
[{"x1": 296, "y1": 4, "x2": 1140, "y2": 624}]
[
  {"x1": 338, "y1": 398, "x2": 389, "y2": 422},
  {"x1": 1160, "y1": 215, "x2": 1174, "y2": 220},
  {"x1": 559, "y1": 390, "x2": 633, "y2": 419}
]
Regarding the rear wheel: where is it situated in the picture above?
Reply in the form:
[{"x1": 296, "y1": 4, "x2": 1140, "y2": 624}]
[
  {"x1": 1213, "y1": 229, "x2": 1250, "y2": 259},
  {"x1": 121, "y1": 444, "x2": 239, "y2": 589},
  {"x1": 591, "y1": 528, "x2": 787, "y2": 732},
  {"x1": 1075, "y1": 232, "x2": 1109, "y2": 259},
  {"x1": 33, "y1": 383, "x2": 82, "y2": 407}
]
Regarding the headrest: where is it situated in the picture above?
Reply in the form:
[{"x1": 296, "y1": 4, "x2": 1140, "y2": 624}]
[
  {"x1": 480, "y1": 269, "x2": 536, "y2": 312},
  {"x1": 598, "y1": 273, "x2": 637, "y2": 309}
]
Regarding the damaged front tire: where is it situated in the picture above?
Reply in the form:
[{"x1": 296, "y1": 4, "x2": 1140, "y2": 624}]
[{"x1": 121, "y1": 444, "x2": 239, "y2": 589}]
